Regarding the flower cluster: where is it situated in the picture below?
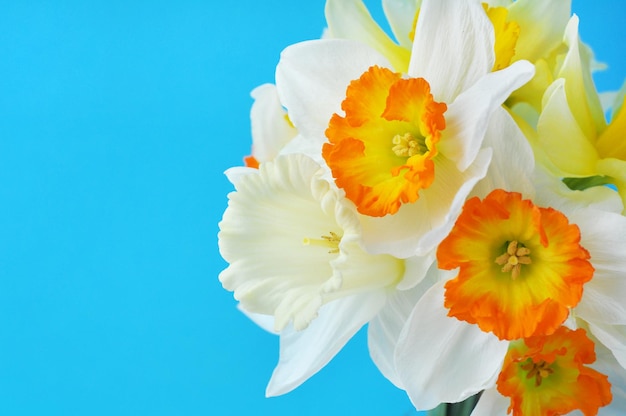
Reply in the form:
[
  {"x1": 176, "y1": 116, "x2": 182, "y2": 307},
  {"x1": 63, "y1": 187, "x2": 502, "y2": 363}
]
[{"x1": 218, "y1": 1, "x2": 626, "y2": 415}]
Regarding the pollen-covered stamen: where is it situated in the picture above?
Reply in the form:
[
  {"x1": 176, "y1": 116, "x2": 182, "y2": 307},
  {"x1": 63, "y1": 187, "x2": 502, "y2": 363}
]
[
  {"x1": 303, "y1": 231, "x2": 342, "y2": 254},
  {"x1": 391, "y1": 132, "x2": 426, "y2": 157},
  {"x1": 495, "y1": 240, "x2": 531, "y2": 279},
  {"x1": 520, "y1": 359, "x2": 554, "y2": 387}
]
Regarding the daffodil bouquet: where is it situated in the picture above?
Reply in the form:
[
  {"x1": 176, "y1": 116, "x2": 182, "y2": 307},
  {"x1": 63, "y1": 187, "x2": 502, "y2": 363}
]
[{"x1": 217, "y1": 1, "x2": 626, "y2": 415}]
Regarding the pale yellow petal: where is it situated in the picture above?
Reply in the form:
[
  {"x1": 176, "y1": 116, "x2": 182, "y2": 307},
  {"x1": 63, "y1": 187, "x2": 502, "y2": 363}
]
[
  {"x1": 537, "y1": 79, "x2": 599, "y2": 176},
  {"x1": 325, "y1": 0, "x2": 410, "y2": 73}
]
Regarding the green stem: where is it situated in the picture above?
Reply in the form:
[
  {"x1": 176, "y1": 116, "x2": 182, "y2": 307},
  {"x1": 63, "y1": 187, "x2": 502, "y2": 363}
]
[{"x1": 426, "y1": 392, "x2": 482, "y2": 416}]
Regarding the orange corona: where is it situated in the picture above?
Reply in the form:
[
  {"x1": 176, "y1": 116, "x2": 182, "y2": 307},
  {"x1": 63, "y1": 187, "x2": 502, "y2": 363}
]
[
  {"x1": 323, "y1": 65, "x2": 446, "y2": 217},
  {"x1": 497, "y1": 326, "x2": 612, "y2": 415},
  {"x1": 437, "y1": 189, "x2": 594, "y2": 340}
]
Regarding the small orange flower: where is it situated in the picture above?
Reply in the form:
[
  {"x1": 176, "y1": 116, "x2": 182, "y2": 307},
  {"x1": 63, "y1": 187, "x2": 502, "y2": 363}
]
[
  {"x1": 322, "y1": 65, "x2": 447, "y2": 217},
  {"x1": 437, "y1": 189, "x2": 594, "y2": 340},
  {"x1": 497, "y1": 326, "x2": 612, "y2": 416}
]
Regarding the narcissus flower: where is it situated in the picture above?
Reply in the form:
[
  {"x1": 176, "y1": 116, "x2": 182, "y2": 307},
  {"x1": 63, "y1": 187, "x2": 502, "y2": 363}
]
[
  {"x1": 534, "y1": 17, "x2": 626, "y2": 212},
  {"x1": 392, "y1": 183, "x2": 626, "y2": 410},
  {"x1": 218, "y1": 153, "x2": 435, "y2": 396},
  {"x1": 322, "y1": 65, "x2": 446, "y2": 217},
  {"x1": 497, "y1": 326, "x2": 612, "y2": 416},
  {"x1": 438, "y1": 189, "x2": 594, "y2": 340},
  {"x1": 276, "y1": 0, "x2": 534, "y2": 257},
  {"x1": 243, "y1": 83, "x2": 298, "y2": 169}
]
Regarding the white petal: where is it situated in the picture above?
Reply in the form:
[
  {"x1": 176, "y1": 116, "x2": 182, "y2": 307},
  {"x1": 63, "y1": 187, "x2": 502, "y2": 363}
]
[
  {"x1": 588, "y1": 322, "x2": 626, "y2": 370},
  {"x1": 439, "y1": 60, "x2": 535, "y2": 171},
  {"x1": 237, "y1": 303, "x2": 278, "y2": 335},
  {"x1": 367, "y1": 263, "x2": 440, "y2": 388},
  {"x1": 533, "y1": 166, "x2": 624, "y2": 214},
  {"x1": 471, "y1": 388, "x2": 510, "y2": 416},
  {"x1": 249, "y1": 83, "x2": 298, "y2": 163},
  {"x1": 470, "y1": 107, "x2": 535, "y2": 199},
  {"x1": 395, "y1": 281, "x2": 508, "y2": 410},
  {"x1": 409, "y1": 0, "x2": 494, "y2": 102},
  {"x1": 223, "y1": 166, "x2": 258, "y2": 186},
  {"x1": 275, "y1": 39, "x2": 391, "y2": 144},
  {"x1": 559, "y1": 208, "x2": 626, "y2": 325},
  {"x1": 325, "y1": 0, "x2": 410, "y2": 72},
  {"x1": 593, "y1": 341, "x2": 626, "y2": 416},
  {"x1": 265, "y1": 291, "x2": 387, "y2": 396},
  {"x1": 360, "y1": 149, "x2": 492, "y2": 258}
]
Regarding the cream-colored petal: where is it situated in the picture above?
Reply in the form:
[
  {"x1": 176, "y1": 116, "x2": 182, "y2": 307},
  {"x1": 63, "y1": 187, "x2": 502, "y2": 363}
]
[
  {"x1": 557, "y1": 15, "x2": 607, "y2": 139},
  {"x1": 395, "y1": 280, "x2": 508, "y2": 410},
  {"x1": 266, "y1": 291, "x2": 387, "y2": 396},
  {"x1": 359, "y1": 149, "x2": 492, "y2": 258},
  {"x1": 275, "y1": 39, "x2": 391, "y2": 144},
  {"x1": 249, "y1": 83, "x2": 298, "y2": 163},
  {"x1": 470, "y1": 387, "x2": 510, "y2": 416},
  {"x1": 537, "y1": 78, "x2": 599, "y2": 176},
  {"x1": 325, "y1": 0, "x2": 410, "y2": 72},
  {"x1": 219, "y1": 154, "x2": 403, "y2": 332},
  {"x1": 409, "y1": 0, "x2": 494, "y2": 102},
  {"x1": 439, "y1": 60, "x2": 534, "y2": 172},
  {"x1": 508, "y1": 0, "x2": 571, "y2": 63},
  {"x1": 588, "y1": 322, "x2": 626, "y2": 370},
  {"x1": 368, "y1": 267, "x2": 439, "y2": 389},
  {"x1": 470, "y1": 107, "x2": 535, "y2": 199},
  {"x1": 566, "y1": 209, "x2": 626, "y2": 326},
  {"x1": 596, "y1": 158, "x2": 626, "y2": 214}
]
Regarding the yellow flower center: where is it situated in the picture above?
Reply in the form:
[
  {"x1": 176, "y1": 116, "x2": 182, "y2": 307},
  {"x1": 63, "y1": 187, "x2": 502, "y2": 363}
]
[
  {"x1": 483, "y1": 4, "x2": 520, "y2": 71},
  {"x1": 303, "y1": 231, "x2": 342, "y2": 254},
  {"x1": 497, "y1": 327, "x2": 612, "y2": 415},
  {"x1": 495, "y1": 240, "x2": 531, "y2": 280},
  {"x1": 323, "y1": 65, "x2": 447, "y2": 217},
  {"x1": 391, "y1": 132, "x2": 427, "y2": 157},
  {"x1": 437, "y1": 189, "x2": 594, "y2": 340}
]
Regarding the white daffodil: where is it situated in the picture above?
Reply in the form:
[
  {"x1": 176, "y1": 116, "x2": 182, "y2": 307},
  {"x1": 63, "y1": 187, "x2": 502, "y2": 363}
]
[
  {"x1": 244, "y1": 83, "x2": 298, "y2": 168},
  {"x1": 276, "y1": 0, "x2": 534, "y2": 259},
  {"x1": 218, "y1": 153, "x2": 435, "y2": 396},
  {"x1": 391, "y1": 176, "x2": 626, "y2": 413}
]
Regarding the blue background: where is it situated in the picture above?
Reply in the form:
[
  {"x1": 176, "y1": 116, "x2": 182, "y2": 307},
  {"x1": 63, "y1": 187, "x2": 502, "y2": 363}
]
[{"x1": 0, "y1": 1, "x2": 623, "y2": 415}]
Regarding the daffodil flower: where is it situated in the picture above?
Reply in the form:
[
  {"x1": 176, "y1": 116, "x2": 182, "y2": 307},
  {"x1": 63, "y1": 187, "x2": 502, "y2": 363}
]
[
  {"x1": 242, "y1": 83, "x2": 298, "y2": 169},
  {"x1": 218, "y1": 153, "x2": 435, "y2": 395},
  {"x1": 472, "y1": 323, "x2": 626, "y2": 415},
  {"x1": 533, "y1": 15, "x2": 626, "y2": 212},
  {"x1": 391, "y1": 183, "x2": 626, "y2": 411},
  {"x1": 276, "y1": 0, "x2": 534, "y2": 258}
]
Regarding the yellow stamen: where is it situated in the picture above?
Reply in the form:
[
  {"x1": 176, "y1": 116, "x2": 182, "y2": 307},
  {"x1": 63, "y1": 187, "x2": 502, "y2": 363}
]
[
  {"x1": 391, "y1": 132, "x2": 425, "y2": 157},
  {"x1": 303, "y1": 231, "x2": 342, "y2": 254},
  {"x1": 520, "y1": 359, "x2": 554, "y2": 387},
  {"x1": 495, "y1": 240, "x2": 531, "y2": 279}
]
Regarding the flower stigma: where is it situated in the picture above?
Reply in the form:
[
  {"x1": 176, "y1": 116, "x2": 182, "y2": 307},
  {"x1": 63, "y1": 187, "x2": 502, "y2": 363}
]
[{"x1": 303, "y1": 231, "x2": 342, "y2": 254}]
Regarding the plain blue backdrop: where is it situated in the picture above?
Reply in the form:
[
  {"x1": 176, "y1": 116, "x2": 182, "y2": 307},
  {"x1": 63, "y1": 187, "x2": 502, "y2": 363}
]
[{"x1": 0, "y1": 1, "x2": 623, "y2": 415}]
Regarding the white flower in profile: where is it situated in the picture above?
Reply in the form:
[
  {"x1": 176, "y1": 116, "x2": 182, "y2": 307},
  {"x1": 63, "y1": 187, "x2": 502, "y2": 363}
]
[{"x1": 218, "y1": 153, "x2": 434, "y2": 396}]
